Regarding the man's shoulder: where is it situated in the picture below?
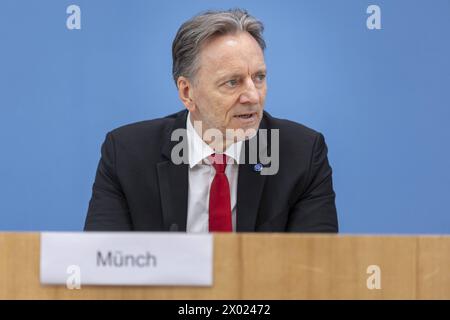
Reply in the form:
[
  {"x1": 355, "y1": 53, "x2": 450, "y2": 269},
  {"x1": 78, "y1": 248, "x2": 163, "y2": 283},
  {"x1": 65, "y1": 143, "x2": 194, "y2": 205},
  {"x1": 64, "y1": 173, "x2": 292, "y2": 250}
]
[{"x1": 263, "y1": 112, "x2": 328, "y2": 169}]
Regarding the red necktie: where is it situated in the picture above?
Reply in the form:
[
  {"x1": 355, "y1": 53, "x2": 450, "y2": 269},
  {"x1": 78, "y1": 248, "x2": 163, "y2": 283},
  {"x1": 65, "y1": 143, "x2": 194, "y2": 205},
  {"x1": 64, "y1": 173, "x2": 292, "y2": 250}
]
[{"x1": 209, "y1": 153, "x2": 232, "y2": 232}]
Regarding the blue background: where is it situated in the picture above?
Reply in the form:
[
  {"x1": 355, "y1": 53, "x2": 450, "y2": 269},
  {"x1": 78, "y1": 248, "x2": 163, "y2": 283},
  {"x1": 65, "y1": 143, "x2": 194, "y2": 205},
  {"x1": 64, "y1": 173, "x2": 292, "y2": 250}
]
[{"x1": 1, "y1": 0, "x2": 449, "y2": 233}]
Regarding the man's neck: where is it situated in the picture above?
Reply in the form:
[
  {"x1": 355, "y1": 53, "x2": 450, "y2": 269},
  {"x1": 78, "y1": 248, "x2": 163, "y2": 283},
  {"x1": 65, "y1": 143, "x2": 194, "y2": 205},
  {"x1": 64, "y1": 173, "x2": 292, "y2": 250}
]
[{"x1": 189, "y1": 114, "x2": 235, "y2": 153}]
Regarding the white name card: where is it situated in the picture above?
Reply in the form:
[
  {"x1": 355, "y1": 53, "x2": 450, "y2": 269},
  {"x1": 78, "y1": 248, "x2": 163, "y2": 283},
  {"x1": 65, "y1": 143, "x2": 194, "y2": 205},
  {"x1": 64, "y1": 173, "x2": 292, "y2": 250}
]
[{"x1": 40, "y1": 232, "x2": 213, "y2": 286}]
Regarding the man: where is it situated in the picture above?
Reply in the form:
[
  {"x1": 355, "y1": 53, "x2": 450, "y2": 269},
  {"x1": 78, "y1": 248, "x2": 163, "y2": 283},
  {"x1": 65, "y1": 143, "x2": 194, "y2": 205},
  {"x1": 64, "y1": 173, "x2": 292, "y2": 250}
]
[{"x1": 84, "y1": 9, "x2": 338, "y2": 232}]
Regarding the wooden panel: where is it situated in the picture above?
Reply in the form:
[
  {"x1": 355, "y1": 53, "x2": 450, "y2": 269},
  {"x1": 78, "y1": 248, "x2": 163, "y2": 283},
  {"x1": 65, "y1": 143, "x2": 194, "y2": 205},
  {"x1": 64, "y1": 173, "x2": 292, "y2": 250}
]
[
  {"x1": 0, "y1": 233, "x2": 240, "y2": 299},
  {"x1": 328, "y1": 236, "x2": 416, "y2": 299},
  {"x1": 241, "y1": 234, "x2": 334, "y2": 299},
  {"x1": 0, "y1": 233, "x2": 449, "y2": 299},
  {"x1": 417, "y1": 236, "x2": 450, "y2": 299},
  {"x1": 240, "y1": 234, "x2": 417, "y2": 299}
]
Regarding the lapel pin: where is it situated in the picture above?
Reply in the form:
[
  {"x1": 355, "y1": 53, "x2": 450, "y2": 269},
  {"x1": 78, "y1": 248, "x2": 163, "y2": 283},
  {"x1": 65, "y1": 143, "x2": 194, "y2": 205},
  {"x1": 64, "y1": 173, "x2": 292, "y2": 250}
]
[{"x1": 253, "y1": 163, "x2": 263, "y2": 172}]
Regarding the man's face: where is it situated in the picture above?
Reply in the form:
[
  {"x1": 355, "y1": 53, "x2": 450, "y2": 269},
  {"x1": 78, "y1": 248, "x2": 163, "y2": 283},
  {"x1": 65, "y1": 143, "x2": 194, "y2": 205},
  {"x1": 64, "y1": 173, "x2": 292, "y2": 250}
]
[{"x1": 188, "y1": 32, "x2": 267, "y2": 137}]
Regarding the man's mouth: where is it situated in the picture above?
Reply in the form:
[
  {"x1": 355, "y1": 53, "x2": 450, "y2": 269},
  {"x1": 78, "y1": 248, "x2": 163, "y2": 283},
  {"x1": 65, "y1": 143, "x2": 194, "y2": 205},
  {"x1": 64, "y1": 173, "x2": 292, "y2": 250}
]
[{"x1": 234, "y1": 112, "x2": 257, "y2": 119}]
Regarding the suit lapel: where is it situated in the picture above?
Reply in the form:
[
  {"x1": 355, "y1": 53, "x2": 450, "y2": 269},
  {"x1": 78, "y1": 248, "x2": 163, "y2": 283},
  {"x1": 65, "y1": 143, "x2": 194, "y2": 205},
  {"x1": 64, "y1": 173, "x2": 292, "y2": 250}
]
[
  {"x1": 236, "y1": 113, "x2": 270, "y2": 231},
  {"x1": 157, "y1": 110, "x2": 189, "y2": 231}
]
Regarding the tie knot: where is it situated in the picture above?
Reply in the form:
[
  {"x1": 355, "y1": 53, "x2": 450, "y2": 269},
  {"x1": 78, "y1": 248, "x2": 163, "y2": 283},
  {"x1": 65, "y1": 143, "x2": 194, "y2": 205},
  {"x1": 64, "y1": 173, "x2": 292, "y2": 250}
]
[{"x1": 210, "y1": 153, "x2": 227, "y2": 173}]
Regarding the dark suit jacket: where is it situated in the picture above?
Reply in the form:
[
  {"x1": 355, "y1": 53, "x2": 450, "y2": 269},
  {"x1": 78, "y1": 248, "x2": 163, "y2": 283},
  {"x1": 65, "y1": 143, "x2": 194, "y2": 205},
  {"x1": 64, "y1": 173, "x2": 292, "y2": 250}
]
[{"x1": 84, "y1": 110, "x2": 338, "y2": 232}]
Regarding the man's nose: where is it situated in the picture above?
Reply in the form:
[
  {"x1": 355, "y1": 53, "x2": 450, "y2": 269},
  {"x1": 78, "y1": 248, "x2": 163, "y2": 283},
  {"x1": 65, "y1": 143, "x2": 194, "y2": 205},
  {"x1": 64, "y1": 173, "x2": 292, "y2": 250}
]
[{"x1": 239, "y1": 78, "x2": 260, "y2": 105}]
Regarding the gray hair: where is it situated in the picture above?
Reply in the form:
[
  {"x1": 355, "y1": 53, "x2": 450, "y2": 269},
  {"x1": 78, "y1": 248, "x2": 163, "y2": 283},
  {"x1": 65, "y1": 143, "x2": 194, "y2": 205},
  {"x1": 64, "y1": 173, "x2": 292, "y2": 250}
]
[{"x1": 172, "y1": 8, "x2": 265, "y2": 87}]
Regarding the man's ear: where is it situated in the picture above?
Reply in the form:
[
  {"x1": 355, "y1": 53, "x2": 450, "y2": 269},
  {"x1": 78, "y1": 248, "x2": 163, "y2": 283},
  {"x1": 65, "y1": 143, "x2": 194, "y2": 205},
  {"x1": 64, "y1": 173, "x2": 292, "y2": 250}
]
[{"x1": 177, "y1": 76, "x2": 195, "y2": 112}]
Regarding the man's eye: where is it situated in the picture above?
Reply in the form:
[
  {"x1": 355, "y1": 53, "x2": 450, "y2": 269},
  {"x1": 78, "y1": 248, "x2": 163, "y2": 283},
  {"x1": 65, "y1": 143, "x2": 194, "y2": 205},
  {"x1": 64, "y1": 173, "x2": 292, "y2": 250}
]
[
  {"x1": 255, "y1": 74, "x2": 266, "y2": 82},
  {"x1": 225, "y1": 79, "x2": 238, "y2": 87}
]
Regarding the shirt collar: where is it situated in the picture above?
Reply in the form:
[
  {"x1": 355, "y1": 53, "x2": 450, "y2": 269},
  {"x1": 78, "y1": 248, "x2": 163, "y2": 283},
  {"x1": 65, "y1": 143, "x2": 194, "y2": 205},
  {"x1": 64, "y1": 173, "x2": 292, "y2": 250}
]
[{"x1": 186, "y1": 112, "x2": 243, "y2": 168}]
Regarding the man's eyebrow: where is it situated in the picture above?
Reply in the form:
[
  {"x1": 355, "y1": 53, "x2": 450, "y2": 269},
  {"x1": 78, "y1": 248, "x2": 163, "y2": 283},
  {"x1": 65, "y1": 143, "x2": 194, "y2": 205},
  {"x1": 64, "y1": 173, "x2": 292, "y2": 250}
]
[
  {"x1": 254, "y1": 68, "x2": 267, "y2": 75},
  {"x1": 215, "y1": 68, "x2": 267, "y2": 84},
  {"x1": 215, "y1": 73, "x2": 241, "y2": 84}
]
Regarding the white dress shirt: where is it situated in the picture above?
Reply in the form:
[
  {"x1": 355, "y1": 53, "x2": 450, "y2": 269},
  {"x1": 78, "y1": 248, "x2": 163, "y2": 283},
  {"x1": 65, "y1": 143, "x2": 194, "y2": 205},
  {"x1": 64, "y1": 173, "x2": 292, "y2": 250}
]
[{"x1": 186, "y1": 112, "x2": 243, "y2": 233}]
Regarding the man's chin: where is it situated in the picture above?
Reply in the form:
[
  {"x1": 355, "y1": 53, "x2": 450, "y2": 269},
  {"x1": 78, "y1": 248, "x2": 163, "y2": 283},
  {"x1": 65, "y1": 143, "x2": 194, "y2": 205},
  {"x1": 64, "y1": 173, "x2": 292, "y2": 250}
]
[{"x1": 228, "y1": 120, "x2": 260, "y2": 142}]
